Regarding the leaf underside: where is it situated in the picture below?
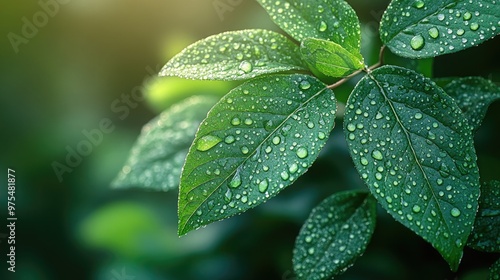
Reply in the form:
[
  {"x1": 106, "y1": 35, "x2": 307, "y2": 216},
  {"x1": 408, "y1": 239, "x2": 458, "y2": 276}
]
[
  {"x1": 380, "y1": 0, "x2": 500, "y2": 58},
  {"x1": 442, "y1": 77, "x2": 500, "y2": 132},
  {"x1": 160, "y1": 29, "x2": 306, "y2": 81},
  {"x1": 293, "y1": 190, "x2": 376, "y2": 280},
  {"x1": 112, "y1": 96, "x2": 219, "y2": 191},
  {"x1": 256, "y1": 0, "x2": 361, "y2": 54},
  {"x1": 178, "y1": 74, "x2": 337, "y2": 235},
  {"x1": 344, "y1": 65, "x2": 480, "y2": 270},
  {"x1": 468, "y1": 180, "x2": 500, "y2": 252}
]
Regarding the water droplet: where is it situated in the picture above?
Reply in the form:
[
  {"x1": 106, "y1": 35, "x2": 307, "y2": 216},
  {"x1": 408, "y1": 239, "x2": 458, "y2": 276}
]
[
  {"x1": 281, "y1": 171, "x2": 290, "y2": 180},
  {"x1": 239, "y1": 61, "x2": 253, "y2": 73},
  {"x1": 241, "y1": 146, "x2": 249, "y2": 154},
  {"x1": 437, "y1": 14, "x2": 445, "y2": 21},
  {"x1": 225, "y1": 135, "x2": 236, "y2": 144},
  {"x1": 300, "y1": 80, "x2": 311, "y2": 90},
  {"x1": 372, "y1": 150, "x2": 383, "y2": 161},
  {"x1": 258, "y1": 180, "x2": 269, "y2": 193},
  {"x1": 412, "y1": 205, "x2": 421, "y2": 213},
  {"x1": 347, "y1": 123, "x2": 356, "y2": 132},
  {"x1": 264, "y1": 120, "x2": 274, "y2": 131},
  {"x1": 428, "y1": 27, "x2": 439, "y2": 38},
  {"x1": 244, "y1": 118, "x2": 254, "y2": 125},
  {"x1": 410, "y1": 35, "x2": 425, "y2": 50},
  {"x1": 265, "y1": 146, "x2": 272, "y2": 154},
  {"x1": 439, "y1": 163, "x2": 450, "y2": 177},
  {"x1": 224, "y1": 189, "x2": 232, "y2": 202},
  {"x1": 318, "y1": 132, "x2": 326, "y2": 140},
  {"x1": 414, "y1": 0, "x2": 425, "y2": 9},
  {"x1": 319, "y1": 21, "x2": 327, "y2": 32},
  {"x1": 470, "y1": 22, "x2": 479, "y2": 31},
  {"x1": 197, "y1": 135, "x2": 221, "y2": 151},
  {"x1": 456, "y1": 29, "x2": 465, "y2": 36},
  {"x1": 360, "y1": 157, "x2": 369, "y2": 166},
  {"x1": 272, "y1": 136, "x2": 281, "y2": 145},
  {"x1": 296, "y1": 147, "x2": 308, "y2": 159},
  {"x1": 451, "y1": 208, "x2": 461, "y2": 217},
  {"x1": 289, "y1": 163, "x2": 299, "y2": 174},
  {"x1": 463, "y1": 12, "x2": 472, "y2": 21},
  {"x1": 231, "y1": 117, "x2": 241, "y2": 126},
  {"x1": 229, "y1": 173, "x2": 241, "y2": 188},
  {"x1": 308, "y1": 248, "x2": 315, "y2": 255}
]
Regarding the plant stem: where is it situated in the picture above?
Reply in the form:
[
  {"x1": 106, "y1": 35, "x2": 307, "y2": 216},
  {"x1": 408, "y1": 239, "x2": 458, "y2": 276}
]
[{"x1": 327, "y1": 45, "x2": 386, "y2": 90}]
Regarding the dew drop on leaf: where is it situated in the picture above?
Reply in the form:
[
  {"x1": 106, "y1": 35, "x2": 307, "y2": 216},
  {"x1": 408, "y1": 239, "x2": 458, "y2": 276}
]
[
  {"x1": 296, "y1": 147, "x2": 309, "y2": 159},
  {"x1": 463, "y1": 12, "x2": 472, "y2": 21},
  {"x1": 258, "y1": 179, "x2": 269, "y2": 193},
  {"x1": 281, "y1": 171, "x2": 290, "y2": 181},
  {"x1": 319, "y1": 21, "x2": 328, "y2": 32},
  {"x1": 347, "y1": 123, "x2": 356, "y2": 132},
  {"x1": 272, "y1": 136, "x2": 281, "y2": 145},
  {"x1": 410, "y1": 35, "x2": 425, "y2": 50},
  {"x1": 428, "y1": 27, "x2": 440, "y2": 39},
  {"x1": 229, "y1": 173, "x2": 242, "y2": 189},
  {"x1": 414, "y1": 0, "x2": 425, "y2": 9},
  {"x1": 197, "y1": 135, "x2": 222, "y2": 151},
  {"x1": 372, "y1": 150, "x2": 383, "y2": 161},
  {"x1": 244, "y1": 118, "x2": 254, "y2": 125},
  {"x1": 231, "y1": 117, "x2": 241, "y2": 126},
  {"x1": 225, "y1": 135, "x2": 236, "y2": 144},
  {"x1": 241, "y1": 146, "x2": 250, "y2": 154},
  {"x1": 239, "y1": 61, "x2": 253, "y2": 73},
  {"x1": 224, "y1": 189, "x2": 233, "y2": 202},
  {"x1": 300, "y1": 80, "x2": 312, "y2": 90},
  {"x1": 451, "y1": 208, "x2": 461, "y2": 217}
]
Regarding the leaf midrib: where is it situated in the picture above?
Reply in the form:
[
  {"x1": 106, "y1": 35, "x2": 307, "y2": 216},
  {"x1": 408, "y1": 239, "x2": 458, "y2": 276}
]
[
  {"x1": 179, "y1": 84, "x2": 332, "y2": 234},
  {"x1": 368, "y1": 72, "x2": 453, "y2": 237}
]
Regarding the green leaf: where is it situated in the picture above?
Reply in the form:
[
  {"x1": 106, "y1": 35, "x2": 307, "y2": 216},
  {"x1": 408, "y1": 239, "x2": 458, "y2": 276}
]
[
  {"x1": 443, "y1": 77, "x2": 500, "y2": 132},
  {"x1": 300, "y1": 38, "x2": 364, "y2": 78},
  {"x1": 159, "y1": 29, "x2": 306, "y2": 81},
  {"x1": 380, "y1": 0, "x2": 500, "y2": 58},
  {"x1": 344, "y1": 65, "x2": 480, "y2": 271},
  {"x1": 256, "y1": 0, "x2": 361, "y2": 54},
  {"x1": 293, "y1": 190, "x2": 376, "y2": 280},
  {"x1": 468, "y1": 180, "x2": 500, "y2": 252},
  {"x1": 112, "y1": 96, "x2": 219, "y2": 191},
  {"x1": 178, "y1": 74, "x2": 337, "y2": 235},
  {"x1": 490, "y1": 258, "x2": 500, "y2": 280}
]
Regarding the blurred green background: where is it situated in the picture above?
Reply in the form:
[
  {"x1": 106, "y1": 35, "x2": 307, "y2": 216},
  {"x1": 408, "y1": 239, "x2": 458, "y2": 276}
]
[{"x1": 1, "y1": 0, "x2": 499, "y2": 279}]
